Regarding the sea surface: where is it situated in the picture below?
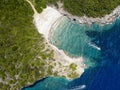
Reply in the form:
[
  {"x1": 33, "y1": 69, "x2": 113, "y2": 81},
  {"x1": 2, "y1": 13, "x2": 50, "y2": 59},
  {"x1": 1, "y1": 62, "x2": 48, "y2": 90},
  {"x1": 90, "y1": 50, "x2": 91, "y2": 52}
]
[{"x1": 22, "y1": 16, "x2": 120, "y2": 90}]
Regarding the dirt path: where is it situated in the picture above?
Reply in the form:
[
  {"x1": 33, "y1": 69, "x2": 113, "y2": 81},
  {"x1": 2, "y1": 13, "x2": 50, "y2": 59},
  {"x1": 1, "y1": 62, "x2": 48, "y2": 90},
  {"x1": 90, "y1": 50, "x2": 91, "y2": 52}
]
[{"x1": 26, "y1": 0, "x2": 38, "y2": 14}]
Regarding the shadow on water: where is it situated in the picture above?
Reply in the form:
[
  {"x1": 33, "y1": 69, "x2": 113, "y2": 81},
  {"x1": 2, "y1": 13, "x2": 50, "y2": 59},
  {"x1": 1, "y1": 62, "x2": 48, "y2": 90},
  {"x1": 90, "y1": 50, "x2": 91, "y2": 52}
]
[
  {"x1": 22, "y1": 17, "x2": 120, "y2": 90},
  {"x1": 68, "y1": 17, "x2": 120, "y2": 90},
  {"x1": 21, "y1": 77, "x2": 48, "y2": 90}
]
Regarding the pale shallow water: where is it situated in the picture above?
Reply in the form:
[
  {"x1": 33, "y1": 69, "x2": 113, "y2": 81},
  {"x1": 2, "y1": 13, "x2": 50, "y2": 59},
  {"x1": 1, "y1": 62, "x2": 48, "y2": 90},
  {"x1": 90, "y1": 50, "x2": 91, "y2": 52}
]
[
  {"x1": 22, "y1": 17, "x2": 120, "y2": 90},
  {"x1": 49, "y1": 16, "x2": 115, "y2": 67}
]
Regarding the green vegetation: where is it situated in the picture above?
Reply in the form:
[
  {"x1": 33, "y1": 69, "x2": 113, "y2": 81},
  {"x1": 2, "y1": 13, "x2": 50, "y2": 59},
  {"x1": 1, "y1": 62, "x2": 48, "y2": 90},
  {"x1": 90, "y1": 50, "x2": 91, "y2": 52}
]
[
  {"x1": 29, "y1": 0, "x2": 58, "y2": 13},
  {"x1": 27, "y1": 0, "x2": 120, "y2": 17},
  {"x1": 62, "y1": 0, "x2": 120, "y2": 17},
  {"x1": 68, "y1": 72, "x2": 79, "y2": 79},
  {"x1": 0, "y1": 0, "x2": 56, "y2": 89},
  {"x1": 32, "y1": 0, "x2": 120, "y2": 17},
  {"x1": 69, "y1": 63, "x2": 77, "y2": 71},
  {"x1": 1, "y1": 0, "x2": 120, "y2": 89}
]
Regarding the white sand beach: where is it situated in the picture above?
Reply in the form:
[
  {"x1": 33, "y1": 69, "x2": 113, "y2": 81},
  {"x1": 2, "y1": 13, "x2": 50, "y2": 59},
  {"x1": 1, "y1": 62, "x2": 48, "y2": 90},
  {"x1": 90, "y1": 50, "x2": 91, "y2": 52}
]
[
  {"x1": 33, "y1": 7, "x2": 62, "y2": 39},
  {"x1": 33, "y1": 6, "x2": 85, "y2": 77},
  {"x1": 50, "y1": 44, "x2": 85, "y2": 77},
  {"x1": 26, "y1": 0, "x2": 120, "y2": 79},
  {"x1": 26, "y1": 0, "x2": 85, "y2": 79}
]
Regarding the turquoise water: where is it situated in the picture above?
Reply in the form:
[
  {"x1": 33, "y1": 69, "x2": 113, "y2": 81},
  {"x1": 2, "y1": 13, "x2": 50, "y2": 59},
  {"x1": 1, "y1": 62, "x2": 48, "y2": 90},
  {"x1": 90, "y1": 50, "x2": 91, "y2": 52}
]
[
  {"x1": 22, "y1": 17, "x2": 120, "y2": 90},
  {"x1": 22, "y1": 77, "x2": 70, "y2": 90},
  {"x1": 49, "y1": 16, "x2": 115, "y2": 67}
]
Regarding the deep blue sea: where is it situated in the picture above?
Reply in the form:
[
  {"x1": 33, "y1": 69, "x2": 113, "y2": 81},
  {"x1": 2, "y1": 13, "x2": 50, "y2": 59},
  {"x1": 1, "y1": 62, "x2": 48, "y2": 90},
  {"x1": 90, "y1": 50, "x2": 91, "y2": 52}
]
[{"x1": 22, "y1": 16, "x2": 120, "y2": 90}]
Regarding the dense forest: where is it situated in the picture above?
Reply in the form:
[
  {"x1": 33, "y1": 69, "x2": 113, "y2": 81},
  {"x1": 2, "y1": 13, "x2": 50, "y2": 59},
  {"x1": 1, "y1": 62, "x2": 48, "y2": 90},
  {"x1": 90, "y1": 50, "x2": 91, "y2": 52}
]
[
  {"x1": 30, "y1": 0, "x2": 120, "y2": 17},
  {"x1": 0, "y1": 0, "x2": 120, "y2": 89},
  {"x1": 0, "y1": 0, "x2": 57, "y2": 89},
  {"x1": 30, "y1": 0, "x2": 58, "y2": 13},
  {"x1": 62, "y1": 0, "x2": 120, "y2": 17}
]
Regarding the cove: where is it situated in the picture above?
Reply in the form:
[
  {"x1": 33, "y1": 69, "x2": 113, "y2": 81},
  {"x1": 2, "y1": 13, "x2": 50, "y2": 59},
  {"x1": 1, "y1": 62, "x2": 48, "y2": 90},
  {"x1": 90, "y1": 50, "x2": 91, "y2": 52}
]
[
  {"x1": 22, "y1": 17, "x2": 120, "y2": 90},
  {"x1": 49, "y1": 16, "x2": 116, "y2": 67}
]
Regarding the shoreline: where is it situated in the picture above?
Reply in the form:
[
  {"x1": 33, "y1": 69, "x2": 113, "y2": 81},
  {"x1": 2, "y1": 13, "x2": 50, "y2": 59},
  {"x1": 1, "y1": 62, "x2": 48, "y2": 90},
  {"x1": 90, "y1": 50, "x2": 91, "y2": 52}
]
[
  {"x1": 26, "y1": 0, "x2": 85, "y2": 80},
  {"x1": 27, "y1": 0, "x2": 120, "y2": 79},
  {"x1": 49, "y1": 43, "x2": 85, "y2": 78},
  {"x1": 33, "y1": 6, "x2": 62, "y2": 40},
  {"x1": 33, "y1": 6, "x2": 86, "y2": 79},
  {"x1": 56, "y1": 2, "x2": 120, "y2": 25}
]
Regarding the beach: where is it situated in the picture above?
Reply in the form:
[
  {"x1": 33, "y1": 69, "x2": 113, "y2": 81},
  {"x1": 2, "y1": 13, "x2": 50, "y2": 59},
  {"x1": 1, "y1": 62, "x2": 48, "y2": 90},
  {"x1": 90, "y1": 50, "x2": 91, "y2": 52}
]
[
  {"x1": 26, "y1": 0, "x2": 120, "y2": 79},
  {"x1": 33, "y1": 6, "x2": 85, "y2": 78},
  {"x1": 33, "y1": 7, "x2": 62, "y2": 40},
  {"x1": 23, "y1": 1, "x2": 120, "y2": 90}
]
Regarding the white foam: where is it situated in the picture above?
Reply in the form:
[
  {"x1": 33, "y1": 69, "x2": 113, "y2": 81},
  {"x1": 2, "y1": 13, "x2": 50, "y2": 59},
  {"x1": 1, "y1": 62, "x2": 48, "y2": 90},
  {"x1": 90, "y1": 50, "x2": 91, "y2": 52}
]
[
  {"x1": 70, "y1": 85, "x2": 86, "y2": 90},
  {"x1": 88, "y1": 42, "x2": 101, "y2": 51}
]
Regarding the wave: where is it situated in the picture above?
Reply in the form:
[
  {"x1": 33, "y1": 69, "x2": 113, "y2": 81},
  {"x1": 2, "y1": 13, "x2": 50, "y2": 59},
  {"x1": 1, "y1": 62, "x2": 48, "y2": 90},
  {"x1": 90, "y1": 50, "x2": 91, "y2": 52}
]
[
  {"x1": 88, "y1": 42, "x2": 101, "y2": 51},
  {"x1": 69, "y1": 85, "x2": 86, "y2": 90}
]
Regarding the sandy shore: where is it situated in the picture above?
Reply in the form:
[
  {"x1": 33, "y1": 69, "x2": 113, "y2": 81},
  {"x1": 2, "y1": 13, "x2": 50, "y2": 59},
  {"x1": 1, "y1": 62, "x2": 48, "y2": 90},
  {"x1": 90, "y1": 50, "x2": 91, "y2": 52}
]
[
  {"x1": 57, "y1": 2, "x2": 120, "y2": 25},
  {"x1": 49, "y1": 44, "x2": 85, "y2": 77},
  {"x1": 32, "y1": 5, "x2": 86, "y2": 78},
  {"x1": 25, "y1": 0, "x2": 86, "y2": 79},
  {"x1": 33, "y1": 7, "x2": 62, "y2": 40},
  {"x1": 26, "y1": 0, "x2": 120, "y2": 79}
]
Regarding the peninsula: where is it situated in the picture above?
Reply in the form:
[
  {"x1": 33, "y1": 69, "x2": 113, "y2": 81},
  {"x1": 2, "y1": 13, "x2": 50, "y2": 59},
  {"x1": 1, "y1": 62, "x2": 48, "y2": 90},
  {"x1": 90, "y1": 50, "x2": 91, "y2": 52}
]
[{"x1": 0, "y1": 0, "x2": 120, "y2": 90}]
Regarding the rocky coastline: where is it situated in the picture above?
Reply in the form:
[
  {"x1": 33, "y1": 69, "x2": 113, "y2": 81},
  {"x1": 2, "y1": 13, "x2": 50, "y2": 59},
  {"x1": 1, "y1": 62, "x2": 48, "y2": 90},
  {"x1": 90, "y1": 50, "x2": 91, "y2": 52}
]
[{"x1": 56, "y1": 2, "x2": 120, "y2": 25}]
